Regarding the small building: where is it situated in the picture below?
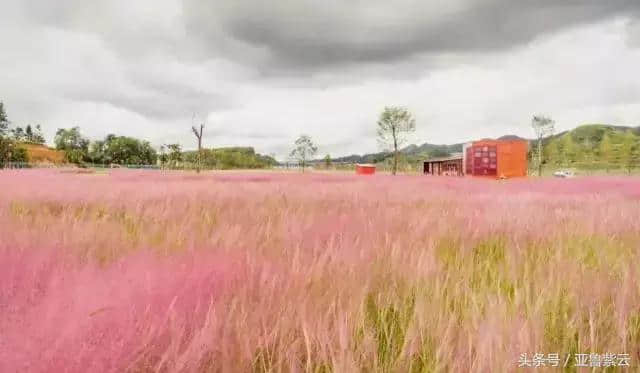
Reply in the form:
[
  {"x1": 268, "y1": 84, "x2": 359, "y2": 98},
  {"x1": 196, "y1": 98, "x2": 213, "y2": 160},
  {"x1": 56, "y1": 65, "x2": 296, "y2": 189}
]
[
  {"x1": 423, "y1": 153, "x2": 464, "y2": 176},
  {"x1": 355, "y1": 164, "x2": 376, "y2": 175},
  {"x1": 465, "y1": 139, "x2": 528, "y2": 178},
  {"x1": 424, "y1": 139, "x2": 528, "y2": 178}
]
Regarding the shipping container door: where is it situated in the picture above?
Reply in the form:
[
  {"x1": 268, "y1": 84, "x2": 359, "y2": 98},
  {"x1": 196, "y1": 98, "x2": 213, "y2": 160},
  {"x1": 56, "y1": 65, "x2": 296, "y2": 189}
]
[
  {"x1": 473, "y1": 146, "x2": 497, "y2": 176},
  {"x1": 466, "y1": 148, "x2": 473, "y2": 175}
]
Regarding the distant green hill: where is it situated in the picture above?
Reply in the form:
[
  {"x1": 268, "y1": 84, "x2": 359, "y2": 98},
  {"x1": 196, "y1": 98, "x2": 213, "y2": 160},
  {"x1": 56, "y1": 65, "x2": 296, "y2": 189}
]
[
  {"x1": 534, "y1": 124, "x2": 640, "y2": 172},
  {"x1": 330, "y1": 142, "x2": 464, "y2": 164}
]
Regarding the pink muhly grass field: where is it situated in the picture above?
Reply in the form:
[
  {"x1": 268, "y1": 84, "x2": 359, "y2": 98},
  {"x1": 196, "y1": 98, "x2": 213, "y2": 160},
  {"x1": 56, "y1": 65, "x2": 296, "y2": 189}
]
[{"x1": 1, "y1": 169, "x2": 640, "y2": 372}]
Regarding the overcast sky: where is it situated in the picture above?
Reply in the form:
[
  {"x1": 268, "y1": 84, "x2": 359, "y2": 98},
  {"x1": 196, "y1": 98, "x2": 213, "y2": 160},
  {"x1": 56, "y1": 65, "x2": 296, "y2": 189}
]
[{"x1": 2, "y1": 1, "x2": 640, "y2": 159}]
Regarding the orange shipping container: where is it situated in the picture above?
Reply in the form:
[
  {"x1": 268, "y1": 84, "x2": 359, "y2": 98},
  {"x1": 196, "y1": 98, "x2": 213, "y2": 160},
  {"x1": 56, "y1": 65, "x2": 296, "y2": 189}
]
[
  {"x1": 465, "y1": 139, "x2": 528, "y2": 178},
  {"x1": 496, "y1": 140, "x2": 528, "y2": 178}
]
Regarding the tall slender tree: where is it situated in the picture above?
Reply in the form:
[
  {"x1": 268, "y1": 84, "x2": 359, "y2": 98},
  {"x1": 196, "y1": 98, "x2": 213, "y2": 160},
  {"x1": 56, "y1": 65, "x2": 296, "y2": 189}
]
[
  {"x1": 25, "y1": 125, "x2": 33, "y2": 142},
  {"x1": 0, "y1": 102, "x2": 12, "y2": 165},
  {"x1": 159, "y1": 145, "x2": 167, "y2": 169},
  {"x1": 599, "y1": 132, "x2": 612, "y2": 172},
  {"x1": 377, "y1": 106, "x2": 416, "y2": 175},
  {"x1": 0, "y1": 102, "x2": 9, "y2": 137},
  {"x1": 167, "y1": 143, "x2": 182, "y2": 168},
  {"x1": 561, "y1": 133, "x2": 576, "y2": 168},
  {"x1": 621, "y1": 130, "x2": 639, "y2": 174},
  {"x1": 545, "y1": 139, "x2": 559, "y2": 168},
  {"x1": 531, "y1": 115, "x2": 555, "y2": 176},
  {"x1": 290, "y1": 135, "x2": 317, "y2": 173},
  {"x1": 24, "y1": 124, "x2": 47, "y2": 144}
]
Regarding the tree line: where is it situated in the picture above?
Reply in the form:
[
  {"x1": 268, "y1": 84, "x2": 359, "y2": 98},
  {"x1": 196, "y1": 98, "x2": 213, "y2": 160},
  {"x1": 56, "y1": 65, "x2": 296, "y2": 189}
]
[
  {"x1": 55, "y1": 127, "x2": 277, "y2": 169},
  {"x1": 159, "y1": 145, "x2": 277, "y2": 170},
  {"x1": 53, "y1": 127, "x2": 158, "y2": 166},
  {"x1": 0, "y1": 101, "x2": 276, "y2": 169},
  {"x1": 0, "y1": 102, "x2": 34, "y2": 165},
  {"x1": 530, "y1": 116, "x2": 640, "y2": 175}
]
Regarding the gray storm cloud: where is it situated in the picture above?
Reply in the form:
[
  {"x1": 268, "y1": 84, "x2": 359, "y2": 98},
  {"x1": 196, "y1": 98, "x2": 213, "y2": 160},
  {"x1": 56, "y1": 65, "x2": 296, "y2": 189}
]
[
  {"x1": 183, "y1": 0, "x2": 640, "y2": 70},
  {"x1": 20, "y1": 0, "x2": 640, "y2": 71}
]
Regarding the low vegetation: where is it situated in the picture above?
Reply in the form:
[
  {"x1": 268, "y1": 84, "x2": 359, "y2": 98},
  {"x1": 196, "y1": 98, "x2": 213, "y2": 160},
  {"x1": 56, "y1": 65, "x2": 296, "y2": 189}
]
[
  {"x1": 1, "y1": 170, "x2": 639, "y2": 371},
  {"x1": 538, "y1": 124, "x2": 640, "y2": 173},
  {"x1": 182, "y1": 147, "x2": 277, "y2": 170}
]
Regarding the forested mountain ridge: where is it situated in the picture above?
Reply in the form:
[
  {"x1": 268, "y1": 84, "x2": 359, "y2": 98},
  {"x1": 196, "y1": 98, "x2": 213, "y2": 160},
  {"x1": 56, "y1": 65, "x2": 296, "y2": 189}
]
[{"x1": 536, "y1": 124, "x2": 640, "y2": 171}]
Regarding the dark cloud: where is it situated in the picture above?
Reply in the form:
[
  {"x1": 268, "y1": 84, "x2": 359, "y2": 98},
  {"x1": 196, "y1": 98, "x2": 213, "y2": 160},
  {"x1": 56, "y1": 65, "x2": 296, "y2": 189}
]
[
  {"x1": 64, "y1": 86, "x2": 227, "y2": 121},
  {"x1": 20, "y1": 0, "x2": 186, "y2": 58},
  {"x1": 628, "y1": 18, "x2": 640, "y2": 46},
  {"x1": 183, "y1": 0, "x2": 640, "y2": 71},
  {"x1": 60, "y1": 69, "x2": 231, "y2": 120},
  {"x1": 20, "y1": 0, "x2": 640, "y2": 74}
]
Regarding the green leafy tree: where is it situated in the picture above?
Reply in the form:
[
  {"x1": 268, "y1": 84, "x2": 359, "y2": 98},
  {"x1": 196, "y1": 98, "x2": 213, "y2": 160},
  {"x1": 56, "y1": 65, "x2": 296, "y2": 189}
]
[
  {"x1": 20, "y1": 124, "x2": 46, "y2": 144},
  {"x1": 54, "y1": 127, "x2": 90, "y2": 164},
  {"x1": 0, "y1": 103, "x2": 22, "y2": 166},
  {"x1": 561, "y1": 133, "x2": 576, "y2": 168},
  {"x1": 102, "y1": 136, "x2": 157, "y2": 165},
  {"x1": 11, "y1": 126, "x2": 25, "y2": 142},
  {"x1": 31, "y1": 125, "x2": 46, "y2": 144},
  {"x1": 0, "y1": 137, "x2": 12, "y2": 166},
  {"x1": 621, "y1": 131, "x2": 639, "y2": 174},
  {"x1": 159, "y1": 145, "x2": 167, "y2": 168},
  {"x1": 189, "y1": 147, "x2": 275, "y2": 170},
  {"x1": 79, "y1": 133, "x2": 157, "y2": 166},
  {"x1": 88, "y1": 140, "x2": 107, "y2": 164},
  {"x1": 377, "y1": 106, "x2": 416, "y2": 175},
  {"x1": 0, "y1": 103, "x2": 29, "y2": 165},
  {"x1": 324, "y1": 154, "x2": 332, "y2": 169},
  {"x1": 0, "y1": 140, "x2": 29, "y2": 164},
  {"x1": 10, "y1": 146, "x2": 28, "y2": 162},
  {"x1": 544, "y1": 139, "x2": 560, "y2": 169},
  {"x1": 167, "y1": 144, "x2": 182, "y2": 168},
  {"x1": 66, "y1": 149, "x2": 87, "y2": 164},
  {"x1": 0, "y1": 103, "x2": 10, "y2": 165},
  {"x1": 599, "y1": 132, "x2": 613, "y2": 172},
  {"x1": 290, "y1": 135, "x2": 317, "y2": 172},
  {"x1": 261, "y1": 153, "x2": 277, "y2": 168},
  {"x1": 138, "y1": 141, "x2": 157, "y2": 165},
  {"x1": 531, "y1": 115, "x2": 555, "y2": 176},
  {"x1": 25, "y1": 125, "x2": 33, "y2": 142},
  {"x1": 0, "y1": 102, "x2": 9, "y2": 137}
]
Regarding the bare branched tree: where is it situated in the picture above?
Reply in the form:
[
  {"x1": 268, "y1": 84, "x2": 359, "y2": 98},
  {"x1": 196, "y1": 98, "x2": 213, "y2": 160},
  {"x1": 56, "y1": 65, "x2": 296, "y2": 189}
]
[
  {"x1": 191, "y1": 114, "x2": 205, "y2": 173},
  {"x1": 531, "y1": 115, "x2": 555, "y2": 177}
]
